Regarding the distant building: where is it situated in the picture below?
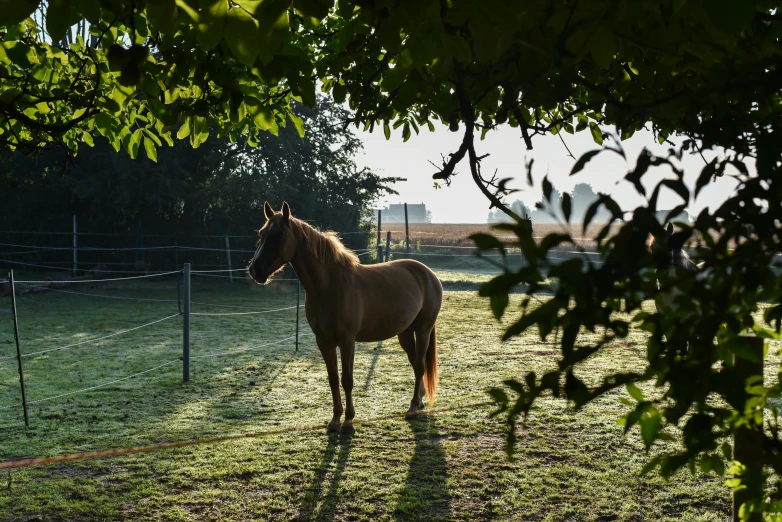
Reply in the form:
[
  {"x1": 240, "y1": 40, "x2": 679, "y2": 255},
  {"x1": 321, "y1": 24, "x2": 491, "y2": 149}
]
[{"x1": 376, "y1": 203, "x2": 431, "y2": 223}]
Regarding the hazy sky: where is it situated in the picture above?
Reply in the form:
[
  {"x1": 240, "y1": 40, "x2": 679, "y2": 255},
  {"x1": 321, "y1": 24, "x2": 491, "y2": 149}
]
[{"x1": 355, "y1": 122, "x2": 744, "y2": 224}]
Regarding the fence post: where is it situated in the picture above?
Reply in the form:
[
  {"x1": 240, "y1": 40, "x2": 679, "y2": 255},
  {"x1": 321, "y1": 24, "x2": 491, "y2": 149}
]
[
  {"x1": 521, "y1": 213, "x2": 530, "y2": 269},
  {"x1": 732, "y1": 334, "x2": 764, "y2": 522},
  {"x1": 72, "y1": 215, "x2": 77, "y2": 275},
  {"x1": 376, "y1": 209, "x2": 382, "y2": 252},
  {"x1": 295, "y1": 278, "x2": 300, "y2": 352},
  {"x1": 385, "y1": 231, "x2": 391, "y2": 262},
  {"x1": 9, "y1": 270, "x2": 29, "y2": 427},
  {"x1": 224, "y1": 236, "x2": 233, "y2": 282},
  {"x1": 183, "y1": 263, "x2": 191, "y2": 383},
  {"x1": 404, "y1": 203, "x2": 410, "y2": 255}
]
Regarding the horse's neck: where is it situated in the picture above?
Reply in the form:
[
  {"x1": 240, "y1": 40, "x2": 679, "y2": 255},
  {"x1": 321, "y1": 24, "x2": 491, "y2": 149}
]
[{"x1": 288, "y1": 234, "x2": 347, "y2": 297}]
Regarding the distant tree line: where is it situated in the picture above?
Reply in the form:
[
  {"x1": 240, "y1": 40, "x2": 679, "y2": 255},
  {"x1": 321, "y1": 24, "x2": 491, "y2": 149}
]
[{"x1": 0, "y1": 98, "x2": 400, "y2": 249}]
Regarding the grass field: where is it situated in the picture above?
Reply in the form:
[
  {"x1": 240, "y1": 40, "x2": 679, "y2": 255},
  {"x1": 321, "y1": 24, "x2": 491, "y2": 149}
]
[{"x1": 0, "y1": 270, "x2": 775, "y2": 521}]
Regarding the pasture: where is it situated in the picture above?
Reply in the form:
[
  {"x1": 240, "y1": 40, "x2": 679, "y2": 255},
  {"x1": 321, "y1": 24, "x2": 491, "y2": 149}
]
[{"x1": 0, "y1": 270, "x2": 772, "y2": 521}]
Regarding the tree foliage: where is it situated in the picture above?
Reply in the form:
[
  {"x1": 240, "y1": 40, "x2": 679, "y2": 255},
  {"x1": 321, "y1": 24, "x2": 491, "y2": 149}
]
[
  {"x1": 1, "y1": 97, "x2": 396, "y2": 242},
  {"x1": 3, "y1": 0, "x2": 782, "y2": 516}
]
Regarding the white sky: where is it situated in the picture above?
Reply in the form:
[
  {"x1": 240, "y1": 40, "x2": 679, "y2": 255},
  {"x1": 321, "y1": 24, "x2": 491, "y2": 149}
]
[{"x1": 355, "y1": 122, "x2": 743, "y2": 224}]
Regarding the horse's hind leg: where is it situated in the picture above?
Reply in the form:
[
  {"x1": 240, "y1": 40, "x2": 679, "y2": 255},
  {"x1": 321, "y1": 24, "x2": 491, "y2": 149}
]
[
  {"x1": 316, "y1": 337, "x2": 343, "y2": 433},
  {"x1": 407, "y1": 322, "x2": 434, "y2": 416},
  {"x1": 398, "y1": 327, "x2": 424, "y2": 410}
]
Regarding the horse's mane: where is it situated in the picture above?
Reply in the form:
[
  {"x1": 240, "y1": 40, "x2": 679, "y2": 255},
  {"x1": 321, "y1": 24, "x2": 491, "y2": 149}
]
[{"x1": 289, "y1": 218, "x2": 360, "y2": 267}]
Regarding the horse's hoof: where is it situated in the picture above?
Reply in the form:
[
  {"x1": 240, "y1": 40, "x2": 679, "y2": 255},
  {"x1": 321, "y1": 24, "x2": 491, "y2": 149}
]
[
  {"x1": 326, "y1": 423, "x2": 341, "y2": 433},
  {"x1": 339, "y1": 423, "x2": 355, "y2": 436},
  {"x1": 405, "y1": 407, "x2": 419, "y2": 418}
]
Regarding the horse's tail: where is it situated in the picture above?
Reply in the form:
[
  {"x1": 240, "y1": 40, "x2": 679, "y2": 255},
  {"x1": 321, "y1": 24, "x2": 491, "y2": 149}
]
[{"x1": 424, "y1": 323, "x2": 439, "y2": 406}]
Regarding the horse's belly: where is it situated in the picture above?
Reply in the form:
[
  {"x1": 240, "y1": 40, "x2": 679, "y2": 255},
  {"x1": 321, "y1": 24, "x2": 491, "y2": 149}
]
[{"x1": 355, "y1": 303, "x2": 420, "y2": 342}]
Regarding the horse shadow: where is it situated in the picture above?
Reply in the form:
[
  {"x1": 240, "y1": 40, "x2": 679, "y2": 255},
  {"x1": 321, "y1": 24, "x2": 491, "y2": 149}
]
[
  {"x1": 298, "y1": 433, "x2": 353, "y2": 521},
  {"x1": 394, "y1": 414, "x2": 451, "y2": 521},
  {"x1": 363, "y1": 340, "x2": 384, "y2": 392}
]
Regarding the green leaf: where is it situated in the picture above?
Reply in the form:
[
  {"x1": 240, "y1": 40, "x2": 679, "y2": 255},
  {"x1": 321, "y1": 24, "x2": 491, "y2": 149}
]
[
  {"x1": 381, "y1": 66, "x2": 408, "y2": 93},
  {"x1": 626, "y1": 382, "x2": 644, "y2": 401},
  {"x1": 383, "y1": 122, "x2": 391, "y2": 140},
  {"x1": 571, "y1": 149, "x2": 603, "y2": 175},
  {"x1": 542, "y1": 176, "x2": 552, "y2": 202},
  {"x1": 148, "y1": 0, "x2": 178, "y2": 34},
  {"x1": 128, "y1": 128, "x2": 143, "y2": 159},
  {"x1": 639, "y1": 410, "x2": 662, "y2": 449},
  {"x1": 289, "y1": 112, "x2": 305, "y2": 138},
  {"x1": 589, "y1": 29, "x2": 615, "y2": 69},
  {"x1": 46, "y1": 0, "x2": 75, "y2": 43},
  {"x1": 225, "y1": 6, "x2": 259, "y2": 67},
  {"x1": 81, "y1": 131, "x2": 94, "y2": 147},
  {"x1": 246, "y1": 97, "x2": 276, "y2": 130},
  {"x1": 142, "y1": 128, "x2": 162, "y2": 146},
  {"x1": 293, "y1": 0, "x2": 330, "y2": 20},
  {"x1": 561, "y1": 192, "x2": 571, "y2": 222},
  {"x1": 470, "y1": 233, "x2": 504, "y2": 251},
  {"x1": 0, "y1": 0, "x2": 39, "y2": 26},
  {"x1": 196, "y1": 0, "x2": 228, "y2": 49},
  {"x1": 143, "y1": 135, "x2": 158, "y2": 162},
  {"x1": 257, "y1": 0, "x2": 290, "y2": 63},
  {"x1": 73, "y1": 0, "x2": 101, "y2": 23},
  {"x1": 177, "y1": 117, "x2": 192, "y2": 139},
  {"x1": 290, "y1": 75, "x2": 316, "y2": 107}
]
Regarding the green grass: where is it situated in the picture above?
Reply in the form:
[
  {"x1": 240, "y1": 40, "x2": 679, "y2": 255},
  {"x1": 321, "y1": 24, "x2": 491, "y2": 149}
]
[{"x1": 0, "y1": 271, "x2": 768, "y2": 521}]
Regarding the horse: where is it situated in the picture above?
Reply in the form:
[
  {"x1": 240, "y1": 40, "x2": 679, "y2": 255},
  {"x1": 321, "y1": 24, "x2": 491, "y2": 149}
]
[
  {"x1": 248, "y1": 202, "x2": 443, "y2": 434},
  {"x1": 648, "y1": 222, "x2": 708, "y2": 316}
]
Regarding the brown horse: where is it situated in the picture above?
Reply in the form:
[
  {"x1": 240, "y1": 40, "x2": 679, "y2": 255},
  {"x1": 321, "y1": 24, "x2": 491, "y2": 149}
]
[
  {"x1": 248, "y1": 202, "x2": 443, "y2": 434},
  {"x1": 648, "y1": 223, "x2": 709, "y2": 315}
]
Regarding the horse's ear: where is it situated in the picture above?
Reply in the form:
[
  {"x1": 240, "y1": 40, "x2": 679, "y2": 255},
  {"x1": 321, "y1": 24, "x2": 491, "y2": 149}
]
[
  {"x1": 264, "y1": 201, "x2": 274, "y2": 219},
  {"x1": 281, "y1": 202, "x2": 291, "y2": 222}
]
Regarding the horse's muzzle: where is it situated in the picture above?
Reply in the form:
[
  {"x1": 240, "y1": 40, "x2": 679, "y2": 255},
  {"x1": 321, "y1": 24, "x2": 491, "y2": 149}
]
[{"x1": 248, "y1": 265, "x2": 269, "y2": 285}]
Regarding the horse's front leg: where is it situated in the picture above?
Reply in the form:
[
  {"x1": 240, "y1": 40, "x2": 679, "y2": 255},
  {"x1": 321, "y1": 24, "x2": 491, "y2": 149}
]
[
  {"x1": 338, "y1": 339, "x2": 356, "y2": 435},
  {"x1": 317, "y1": 338, "x2": 342, "y2": 432}
]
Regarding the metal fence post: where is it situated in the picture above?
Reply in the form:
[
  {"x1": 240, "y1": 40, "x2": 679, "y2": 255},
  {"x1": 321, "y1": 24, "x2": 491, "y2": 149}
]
[
  {"x1": 733, "y1": 334, "x2": 764, "y2": 522},
  {"x1": 9, "y1": 270, "x2": 29, "y2": 427},
  {"x1": 385, "y1": 231, "x2": 391, "y2": 262},
  {"x1": 404, "y1": 203, "x2": 410, "y2": 255},
  {"x1": 72, "y1": 215, "x2": 77, "y2": 275},
  {"x1": 295, "y1": 278, "x2": 300, "y2": 352},
  {"x1": 183, "y1": 263, "x2": 191, "y2": 383},
  {"x1": 377, "y1": 209, "x2": 382, "y2": 249},
  {"x1": 225, "y1": 236, "x2": 233, "y2": 282}
]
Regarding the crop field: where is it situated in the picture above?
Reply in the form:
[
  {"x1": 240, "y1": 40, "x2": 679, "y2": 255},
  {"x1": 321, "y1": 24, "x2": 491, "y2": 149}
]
[
  {"x1": 379, "y1": 223, "x2": 612, "y2": 248},
  {"x1": 0, "y1": 271, "x2": 778, "y2": 521}
]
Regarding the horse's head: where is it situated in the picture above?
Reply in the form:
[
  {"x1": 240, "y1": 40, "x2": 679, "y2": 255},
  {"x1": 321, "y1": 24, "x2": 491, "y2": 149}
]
[
  {"x1": 248, "y1": 201, "x2": 297, "y2": 284},
  {"x1": 648, "y1": 222, "x2": 698, "y2": 276},
  {"x1": 648, "y1": 222, "x2": 675, "y2": 258}
]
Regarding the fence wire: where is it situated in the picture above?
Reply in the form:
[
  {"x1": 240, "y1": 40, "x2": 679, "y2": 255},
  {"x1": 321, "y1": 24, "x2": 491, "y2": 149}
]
[
  {"x1": 190, "y1": 334, "x2": 297, "y2": 359},
  {"x1": 0, "y1": 313, "x2": 182, "y2": 359},
  {"x1": 191, "y1": 305, "x2": 299, "y2": 317}
]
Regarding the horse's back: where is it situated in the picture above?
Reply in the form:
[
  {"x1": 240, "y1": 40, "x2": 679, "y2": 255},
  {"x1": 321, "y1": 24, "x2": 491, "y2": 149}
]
[
  {"x1": 359, "y1": 259, "x2": 442, "y2": 301},
  {"x1": 350, "y1": 259, "x2": 442, "y2": 341}
]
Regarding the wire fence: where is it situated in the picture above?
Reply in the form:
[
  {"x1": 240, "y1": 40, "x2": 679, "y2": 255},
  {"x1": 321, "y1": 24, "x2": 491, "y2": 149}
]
[
  {"x1": 0, "y1": 222, "x2": 609, "y2": 432},
  {"x1": 0, "y1": 263, "x2": 309, "y2": 425}
]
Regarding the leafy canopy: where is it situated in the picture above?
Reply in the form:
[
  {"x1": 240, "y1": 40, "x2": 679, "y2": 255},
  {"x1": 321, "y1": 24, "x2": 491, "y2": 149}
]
[{"x1": 3, "y1": 0, "x2": 782, "y2": 518}]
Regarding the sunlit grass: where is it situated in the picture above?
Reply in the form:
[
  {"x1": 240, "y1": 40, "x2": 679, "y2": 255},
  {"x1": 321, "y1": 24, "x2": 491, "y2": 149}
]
[{"x1": 0, "y1": 275, "x2": 751, "y2": 521}]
